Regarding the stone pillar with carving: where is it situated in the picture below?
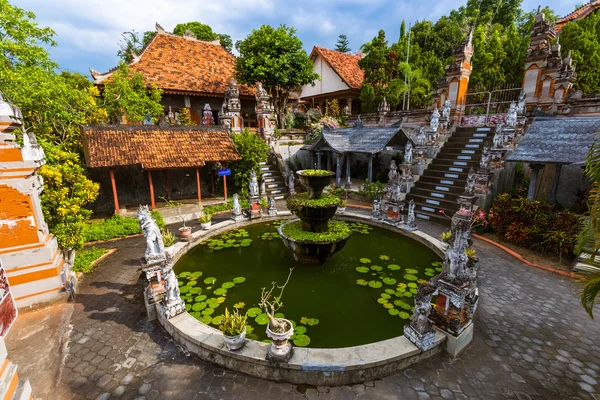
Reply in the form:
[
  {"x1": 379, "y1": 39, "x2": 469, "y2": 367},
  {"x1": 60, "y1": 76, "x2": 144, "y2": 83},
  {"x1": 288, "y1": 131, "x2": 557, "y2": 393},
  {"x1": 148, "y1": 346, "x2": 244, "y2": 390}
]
[
  {"x1": 474, "y1": 144, "x2": 492, "y2": 196},
  {"x1": 160, "y1": 254, "x2": 185, "y2": 319},
  {"x1": 381, "y1": 160, "x2": 404, "y2": 226},
  {"x1": 404, "y1": 284, "x2": 437, "y2": 351},
  {"x1": 412, "y1": 127, "x2": 428, "y2": 175},
  {"x1": 220, "y1": 80, "x2": 243, "y2": 133},
  {"x1": 255, "y1": 83, "x2": 274, "y2": 142},
  {"x1": 247, "y1": 169, "x2": 262, "y2": 217},
  {"x1": 377, "y1": 97, "x2": 390, "y2": 126}
]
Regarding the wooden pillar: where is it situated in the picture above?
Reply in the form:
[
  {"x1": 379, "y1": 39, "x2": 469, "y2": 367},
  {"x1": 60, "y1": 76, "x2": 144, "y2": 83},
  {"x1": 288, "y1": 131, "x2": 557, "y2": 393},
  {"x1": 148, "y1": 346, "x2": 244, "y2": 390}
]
[
  {"x1": 549, "y1": 164, "x2": 563, "y2": 204},
  {"x1": 527, "y1": 164, "x2": 543, "y2": 201},
  {"x1": 147, "y1": 170, "x2": 156, "y2": 209},
  {"x1": 368, "y1": 154, "x2": 374, "y2": 183},
  {"x1": 196, "y1": 167, "x2": 202, "y2": 203},
  {"x1": 164, "y1": 170, "x2": 171, "y2": 199},
  {"x1": 211, "y1": 169, "x2": 215, "y2": 194},
  {"x1": 345, "y1": 153, "x2": 352, "y2": 188},
  {"x1": 335, "y1": 154, "x2": 342, "y2": 188},
  {"x1": 316, "y1": 152, "x2": 322, "y2": 169},
  {"x1": 109, "y1": 168, "x2": 120, "y2": 214},
  {"x1": 223, "y1": 175, "x2": 228, "y2": 200}
]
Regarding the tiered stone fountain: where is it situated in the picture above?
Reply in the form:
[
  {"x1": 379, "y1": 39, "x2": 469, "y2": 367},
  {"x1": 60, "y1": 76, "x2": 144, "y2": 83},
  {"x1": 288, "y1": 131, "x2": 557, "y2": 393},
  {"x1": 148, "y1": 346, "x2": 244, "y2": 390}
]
[{"x1": 278, "y1": 170, "x2": 351, "y2": 264}]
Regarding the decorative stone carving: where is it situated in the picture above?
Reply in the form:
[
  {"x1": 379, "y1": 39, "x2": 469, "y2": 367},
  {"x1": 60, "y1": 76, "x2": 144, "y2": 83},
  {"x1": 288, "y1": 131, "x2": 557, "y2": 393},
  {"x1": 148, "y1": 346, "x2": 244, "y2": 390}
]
[
  {"x1": 220, "y1": 80, "x2": 243, "y2": 133},
  {"x1": 404, "y1": 141, "x2": 413, "y2": 164},
  {"x1": 505, "y1": 102, "x2": 517, "y2": 129},
  {"x1": 464, "y1": 167, "x2": 476, "y2": 196},
  {"x1": 255, "y1": 83, "x2": 274, "y2": 142},
  {"x1": 232, "y1": 194, "x2": 244, "y2": 222},
  {"x1": 137, "y1": 205, "x2": 165, "y2": 264},
  {"x1": 516, "y1": 90, "x2": 526, "y2": 115},
  {"x1": 479, "y1": 144, "x2": 490, "y2": 171},
  {"x1": 247, "y1": 169, "x2": 262, "y2": 217},
  {"x1": 404, "y1": 284, "x2": 437, "y2": 351},
  {"x1": 377, "y1": 97, "x2": 390, "y2": 126},
  {"x1": 249, "y1": 169, "x2": 260, "y2": 197},
  {"x1": 415, "y1": 127, "x2": 426, "y2": 146},
  {"x1": 442, "y1": 100, "x2": 451, "y2": 119},
  {"x1": 288, "y1": 173, "x2": 296, "y2": 195},
  {"x1": 160, "y1": 254, "x2": 185, "y2": 319},
  {"x1": 430, "y1": 108, "x2": 440, "y2": 133},
  {"x1": 372, "y1": 197, "x2": 382, "y2": 221},
  {"x1": 267, "y1": 197, "x2": 277, "y2": 216},
  {"x1": 387, "y1": 160, "x2": 398, "y2": 183},
  {"x1": 202, "y1": 103, "x2": 215, "y2": 125},
  {"x1": 398, "y1": 162, "x2": 414, "y2": 193},
  {"x1": 492, "y1": 124, "x2": 504, "y2": 149},
  {"x1": 404, "y1": 199, "x2": 417, "y2": 231}
]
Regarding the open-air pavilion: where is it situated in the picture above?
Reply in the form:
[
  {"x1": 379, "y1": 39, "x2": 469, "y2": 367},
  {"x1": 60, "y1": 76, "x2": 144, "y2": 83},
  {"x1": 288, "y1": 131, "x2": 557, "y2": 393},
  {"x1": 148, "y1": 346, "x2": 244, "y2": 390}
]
[
  {"x1": 81, "y1": 125, "x2": 240, "y2": 214},
  {"x1": 306, "y1": 121, "x2": 409, "y2": 187}
]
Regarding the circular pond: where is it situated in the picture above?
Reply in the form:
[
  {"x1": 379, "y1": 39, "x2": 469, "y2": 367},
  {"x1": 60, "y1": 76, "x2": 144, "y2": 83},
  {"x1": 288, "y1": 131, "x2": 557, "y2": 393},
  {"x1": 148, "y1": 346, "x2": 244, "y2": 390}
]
[{"x1": 174, "y1": 219, "x2": 442, "y2": 348}]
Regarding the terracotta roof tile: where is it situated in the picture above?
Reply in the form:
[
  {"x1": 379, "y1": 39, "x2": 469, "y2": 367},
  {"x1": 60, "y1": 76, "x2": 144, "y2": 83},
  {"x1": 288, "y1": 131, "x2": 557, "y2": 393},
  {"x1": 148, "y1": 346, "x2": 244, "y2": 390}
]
[
  {"x1": 81, "y1": 125, "x2": 240, "y2": 169},
  {"x1": 555, "y1": 1, "x2": 600, "y2": 33},
  {"x1": 92, "y1": 33, "x2": 253, "y2": 97},
  {"x1": 312, "y1": 46, "x2": 364, "y2": 89}
]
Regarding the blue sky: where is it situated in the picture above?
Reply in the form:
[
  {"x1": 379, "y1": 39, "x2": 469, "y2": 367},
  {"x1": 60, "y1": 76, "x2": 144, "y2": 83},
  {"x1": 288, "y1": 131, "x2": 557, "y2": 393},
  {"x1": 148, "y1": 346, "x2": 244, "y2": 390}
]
[{"x1": 12, "y1": 0, "x2": 580, "y2": 77}]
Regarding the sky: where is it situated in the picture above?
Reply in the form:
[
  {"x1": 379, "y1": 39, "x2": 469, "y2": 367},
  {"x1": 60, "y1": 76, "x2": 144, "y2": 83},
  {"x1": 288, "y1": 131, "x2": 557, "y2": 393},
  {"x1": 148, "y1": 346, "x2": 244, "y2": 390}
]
[{"x1": 12, "y1": 0, "x2": 581, "y2": 77}]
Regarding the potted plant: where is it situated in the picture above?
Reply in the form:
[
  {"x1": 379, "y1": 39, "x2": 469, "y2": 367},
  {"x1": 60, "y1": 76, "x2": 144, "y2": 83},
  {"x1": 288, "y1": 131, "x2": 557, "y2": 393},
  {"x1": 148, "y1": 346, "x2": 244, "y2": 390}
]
[
  {"x1": 219, "y1": 308, "x2": 247, "y2": 351},
  {"x1": 163, "y1": 198, "x2": 192, "y2": 239},
  {"x1": 337, "y1": 198, "x2": 347, "y2": 214},
  {"x1": 259, "y1": 268, "x2": 295, "y2": 361},
  {"x1": 199, "y1": 212, "x2": 212, "y2": 230}
]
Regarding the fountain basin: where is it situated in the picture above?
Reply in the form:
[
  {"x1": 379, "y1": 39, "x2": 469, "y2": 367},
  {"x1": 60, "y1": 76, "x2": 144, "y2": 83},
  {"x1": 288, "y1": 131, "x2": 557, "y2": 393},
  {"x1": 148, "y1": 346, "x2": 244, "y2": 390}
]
[
  {"x1": 296, "y1": 170, "x2": 335, "y2": 199},
  {"x1": 286, "y1": 193, "x2": 341, "y2": 233},
  {"x1": 278, "y1": 219, "x2": 351, "y2": 264}
]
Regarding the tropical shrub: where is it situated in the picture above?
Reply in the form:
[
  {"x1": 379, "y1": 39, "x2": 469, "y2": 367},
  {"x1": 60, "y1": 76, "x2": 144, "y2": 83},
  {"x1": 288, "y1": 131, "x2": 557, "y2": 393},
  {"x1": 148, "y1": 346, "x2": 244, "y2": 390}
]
[
  {"x1": 83, "y1": 211, "x2": 164, "y2": 243},
  {"x1": 358, "y1": 180, "x2": 385, "y2": 202},
  {"x1": 161, "y1": 228, "x2": 176, "y2": 247},
  {"x1": 488, "y1": 191, "x2": 582, "y2": 259},
  {"x1": 231, "y1": 129, "x2": 269, "y2": 198}
]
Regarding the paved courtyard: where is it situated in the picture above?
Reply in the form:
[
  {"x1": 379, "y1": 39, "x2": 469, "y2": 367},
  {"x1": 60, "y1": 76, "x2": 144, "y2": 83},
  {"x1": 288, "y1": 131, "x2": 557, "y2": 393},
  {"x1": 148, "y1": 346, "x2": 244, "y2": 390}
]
[{"x1": 6, "y1": 216, "x2": 600, "y2": 400}]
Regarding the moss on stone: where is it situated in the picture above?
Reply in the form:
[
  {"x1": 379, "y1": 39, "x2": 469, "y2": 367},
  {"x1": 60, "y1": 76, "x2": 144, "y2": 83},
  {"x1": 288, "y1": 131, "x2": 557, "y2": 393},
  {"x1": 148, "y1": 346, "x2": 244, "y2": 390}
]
[
  {"x1": 286, "y1": 193, "x2": 341, "y2": 213},
  {"x1": 281, "y1": 220, "x2": 351, "y2": 244}
]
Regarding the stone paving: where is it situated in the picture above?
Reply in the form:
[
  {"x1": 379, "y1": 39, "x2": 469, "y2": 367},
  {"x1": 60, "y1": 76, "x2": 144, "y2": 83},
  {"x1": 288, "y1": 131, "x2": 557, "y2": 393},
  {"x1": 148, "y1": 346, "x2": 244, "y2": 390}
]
[{"x1": 7, "y1": 215, "x2": 600, "y2": 399}]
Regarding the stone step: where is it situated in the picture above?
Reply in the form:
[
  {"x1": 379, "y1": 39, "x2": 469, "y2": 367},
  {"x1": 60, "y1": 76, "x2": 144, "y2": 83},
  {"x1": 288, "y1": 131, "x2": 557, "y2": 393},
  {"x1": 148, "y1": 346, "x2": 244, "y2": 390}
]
[
  {"x1": 418, "y1": 175, "x2": 467, "y2": 187},
  {"x1": 407, "y1": 193, "x2": 461, "y2": 210},
  {"x1": 414, "y1": 181, "x2": 464, "y2": 195},
  {"x1": 411, "y1": 187, "x2": 460, "y2": 202}
]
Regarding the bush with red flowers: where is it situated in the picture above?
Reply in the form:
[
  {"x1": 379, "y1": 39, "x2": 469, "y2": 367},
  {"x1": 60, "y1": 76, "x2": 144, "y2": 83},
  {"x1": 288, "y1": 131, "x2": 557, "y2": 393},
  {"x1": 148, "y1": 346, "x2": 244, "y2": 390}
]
[{"x1": 488, "y1": 190, "x2": 582, "y2": 260}]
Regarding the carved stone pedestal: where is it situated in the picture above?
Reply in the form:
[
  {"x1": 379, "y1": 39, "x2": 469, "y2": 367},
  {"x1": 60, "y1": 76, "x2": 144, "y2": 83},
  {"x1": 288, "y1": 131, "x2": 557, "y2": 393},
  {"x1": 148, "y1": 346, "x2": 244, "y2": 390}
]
[
  {"x1": 161, "y1": 298, "x2": 186, "y2": 319},
  {"x1": 382, "y1": 201, "x2": 404, "y2": 226},
  {"x1": 398, "y1": 163, "x2": 414, "y2": 193},
  {"x1": 490, "y1": 148, "x2": 507, "y2": 171},
  {"x1": 247, "y1": 195, "x2": 262, "y2": 218},
  {"x1": 437, "y1": 321, "x2": 474, "y2": 358},
  {"x1": 475, "y1": 170, "x2": 492, "y2": 196},
  {"x1": 404, "y1": 324, "x2": 437, "y2": 352},
  {"x1": 267, "y1": 207, "x2": 278, "y2": 217}
]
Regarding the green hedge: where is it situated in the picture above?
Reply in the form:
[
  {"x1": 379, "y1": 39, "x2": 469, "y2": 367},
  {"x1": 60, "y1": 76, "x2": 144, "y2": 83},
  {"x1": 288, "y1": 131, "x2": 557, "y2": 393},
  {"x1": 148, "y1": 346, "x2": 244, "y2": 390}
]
[
  {"x1": 286, "y1": 193, "x2": 341, "y2": 213},
  {"x1": 203, "y1": 199, "x2": 250, "y2": 215},
  {"x1": 73, "y1": 247, "x2": 109, "y2": 273},
  {"x1": 281, "y1": 220, "x2": 351, "y2": 244},
  {"x1": 84, "y1": 210, "x2": 165, "y2": 243}
]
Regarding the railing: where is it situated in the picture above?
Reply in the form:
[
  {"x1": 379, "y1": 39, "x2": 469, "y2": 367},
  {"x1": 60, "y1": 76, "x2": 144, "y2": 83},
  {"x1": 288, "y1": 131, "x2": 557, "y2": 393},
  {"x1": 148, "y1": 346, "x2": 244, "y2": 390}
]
[{"x1": 459, "y1": 85, "x2": 522, "y2": 127}]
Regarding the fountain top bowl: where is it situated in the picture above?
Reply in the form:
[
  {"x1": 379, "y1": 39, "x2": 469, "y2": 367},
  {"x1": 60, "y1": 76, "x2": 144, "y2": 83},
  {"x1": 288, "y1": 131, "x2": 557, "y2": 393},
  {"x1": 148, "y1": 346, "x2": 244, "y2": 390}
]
[{"x1": 296, "y1": 170, "x2": 335, "y2": 199}]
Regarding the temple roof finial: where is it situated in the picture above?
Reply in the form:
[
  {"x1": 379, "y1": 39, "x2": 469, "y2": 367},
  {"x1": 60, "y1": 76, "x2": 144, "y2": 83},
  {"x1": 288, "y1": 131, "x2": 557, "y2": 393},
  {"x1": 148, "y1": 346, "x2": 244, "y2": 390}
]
[{"x1": 155, "y1": 22, "x2": 165, "y2": 33}]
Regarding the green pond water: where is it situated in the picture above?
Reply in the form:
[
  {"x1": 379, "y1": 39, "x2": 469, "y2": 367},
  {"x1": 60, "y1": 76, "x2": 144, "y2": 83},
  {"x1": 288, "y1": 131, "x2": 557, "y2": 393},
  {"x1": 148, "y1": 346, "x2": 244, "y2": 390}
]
[{"x1": 174, "y1": 220, "x2": 442, "y2": 348}]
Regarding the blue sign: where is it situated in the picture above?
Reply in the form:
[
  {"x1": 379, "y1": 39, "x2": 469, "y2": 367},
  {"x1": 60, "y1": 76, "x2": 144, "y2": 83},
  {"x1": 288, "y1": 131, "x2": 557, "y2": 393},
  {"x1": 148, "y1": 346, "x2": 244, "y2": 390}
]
[{"x1": 218, "y1": 168, "x2": 231, "y2": 177}]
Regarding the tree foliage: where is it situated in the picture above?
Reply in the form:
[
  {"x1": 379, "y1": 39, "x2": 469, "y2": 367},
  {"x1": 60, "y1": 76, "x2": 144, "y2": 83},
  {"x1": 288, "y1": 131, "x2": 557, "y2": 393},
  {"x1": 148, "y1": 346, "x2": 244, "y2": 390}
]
[
  {"x1": 231, "y1": 129, "x2": 269, "y2": 198},
  {"x1": 335, "y1": 34, "x2": 351, "y2": 53},
  {"x1": 101, "y1": 63, "x2": 164, "y2": 124},
  {"x1": 117, "y1": 30, "x2": 154, "y2": 62},
  {"x1": 173, "y1": 22, "x2": 232, "y2": 51},
  {"x1": 235, "y1": 25, "x2": 319, "y2": 128}
]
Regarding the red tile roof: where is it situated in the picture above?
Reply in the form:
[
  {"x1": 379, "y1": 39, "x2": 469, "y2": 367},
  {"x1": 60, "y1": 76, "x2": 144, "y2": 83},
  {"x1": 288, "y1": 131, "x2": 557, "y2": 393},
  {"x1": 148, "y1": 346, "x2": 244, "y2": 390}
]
[
  {"x1": 91, "y1": 32, "x2": 253, "y2": 97},
  {"x1": 81, "y1": 125, "x2": 240, "y2": 169},
  {"x1": 555, "y1": 1, "x2": 600, "y2": 33},
  {"x1": 312, "y1": 46, "x2": 364, "y2": 89}
]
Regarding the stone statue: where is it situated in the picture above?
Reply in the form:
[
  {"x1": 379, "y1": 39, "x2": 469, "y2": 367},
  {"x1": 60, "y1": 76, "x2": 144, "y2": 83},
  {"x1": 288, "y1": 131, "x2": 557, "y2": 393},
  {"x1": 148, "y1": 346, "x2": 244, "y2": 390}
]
[
  {"x1": 505, "y1": 101, "x2": 517, "y2": 128},
  {"x1": 232, "y1": 194, "x2": 243, "y2": 221},
  {"x1": 404, "y1": 200, "x2": 417, "y2": 231},
  {"x1": 430, "y1": 108, "x2": 440, "y2": 132},
  {"x1": 260, "y1": 176, "x2": 267, "y2": 201},
  {"x1": 390, "y1": 183, "x2": 402, "y2": 203},
  {"x1": 411, "y1": 285, "x2": 436, "y2": 334},
  {"x1": 267, "y1": 197, "x2": 277, "y2": 216},
  {"x1": 415, "y1": 127, "x2": 426, "y2": 146},
  {"x1": 137, "y1": 205, "x2": 165, "y2": 263},
  {"x1": 465, "y1": 167, "x2": 476, "y2": 196},
  {"x1": 404, "y1": 141, "x2": 413, "y2": 164},
  {"x1": 516, "y1": 90, "x2": 526, "y2": 115},
  {"x1": 388, "y1": 160, "x2": 398, "y2": 183},
  {"x1": 372, "y1": 197, "x2": 382, "y2": 220},
  {"x1": 288, "y1": 173, "x2": 296, "y2": 195},
  {"x1": 161, "y1": 254, "x2": 185, "y2": 318},
  {"x1": 249, "y1": 169, "x2": 260, "y2": 197},
  {"x1": 442, "y1": 100, "x2": 451, "y2": 119},
  {"x1": 167, "y1": 106, "x2": 176, "y2": 125},
  {"x1": 492, "y1": 124, "x2": 504, "y2": 149},
  {"x1": 480, "y1": 145, "x2": 490, "y2": 170}
]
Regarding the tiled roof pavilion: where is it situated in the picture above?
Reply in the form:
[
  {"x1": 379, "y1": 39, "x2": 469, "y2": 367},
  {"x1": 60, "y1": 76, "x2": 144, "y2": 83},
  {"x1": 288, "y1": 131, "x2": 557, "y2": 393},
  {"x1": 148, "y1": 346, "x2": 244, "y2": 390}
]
[
  {"x1": 90, "y1": 27, "x2": 253, "y2": 98},
  {"x1": 555, "y1": 1, "x2": 600, "y2": 33},
  {"x1": 310, "y1": 46, "x2": 364, "y2": 90}
]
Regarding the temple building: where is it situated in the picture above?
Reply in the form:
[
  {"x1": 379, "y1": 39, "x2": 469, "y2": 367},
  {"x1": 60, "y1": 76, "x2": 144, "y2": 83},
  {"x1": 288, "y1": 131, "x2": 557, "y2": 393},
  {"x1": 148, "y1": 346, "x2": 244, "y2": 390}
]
[
  {"x1": 90, "y1": 24, "x2": 257, "y2": 127},
  {"x1": 555, "y1": 1, "x2": 600, "y2": 33},
  {"x1": 299, "y1": 46, "x2": 363, "y2": 115}
]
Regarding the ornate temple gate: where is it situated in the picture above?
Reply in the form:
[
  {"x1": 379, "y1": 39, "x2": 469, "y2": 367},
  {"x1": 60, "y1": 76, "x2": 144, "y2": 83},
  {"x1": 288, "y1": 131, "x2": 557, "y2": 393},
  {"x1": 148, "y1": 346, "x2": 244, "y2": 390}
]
[{"x1": 459, "y1": 85, "x2": 522, "y2": 127}]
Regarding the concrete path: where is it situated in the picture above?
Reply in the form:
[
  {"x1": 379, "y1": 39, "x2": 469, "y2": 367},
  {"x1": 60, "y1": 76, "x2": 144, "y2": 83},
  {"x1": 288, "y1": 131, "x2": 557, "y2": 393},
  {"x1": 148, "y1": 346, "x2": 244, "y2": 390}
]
[{"x1": 6, "y1": 214, "x2": 600, "y2": 400}]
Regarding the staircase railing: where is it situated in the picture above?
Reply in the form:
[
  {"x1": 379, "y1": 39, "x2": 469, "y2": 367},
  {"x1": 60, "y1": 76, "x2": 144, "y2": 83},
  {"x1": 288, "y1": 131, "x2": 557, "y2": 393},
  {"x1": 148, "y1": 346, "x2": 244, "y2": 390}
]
[{"x1": 459, "y1": 86, "x2": 522, "y2": 127}]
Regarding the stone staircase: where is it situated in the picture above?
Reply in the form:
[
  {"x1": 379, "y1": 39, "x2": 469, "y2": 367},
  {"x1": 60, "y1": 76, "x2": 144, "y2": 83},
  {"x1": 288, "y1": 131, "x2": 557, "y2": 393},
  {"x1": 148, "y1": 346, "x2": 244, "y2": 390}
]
[
  {"x1": 406, "y1": 126, "x2": 493, "y2": 224},
  {"x1": 260, "y1": 162, "x2": 289, "y2": 200},
  {"x1": 0, "y1": 338, "x2": 34, "y2": 400}
]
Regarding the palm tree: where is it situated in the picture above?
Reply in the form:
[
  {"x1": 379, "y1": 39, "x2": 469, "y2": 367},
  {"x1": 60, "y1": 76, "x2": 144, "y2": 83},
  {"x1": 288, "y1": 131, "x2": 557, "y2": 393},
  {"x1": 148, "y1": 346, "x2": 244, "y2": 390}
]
[
  {"x1": 576, "y1": 137, "x2": 600, "y2": 318},
  {"x1": 398, "y1": 62, "x2": 430, "y2": 110}
]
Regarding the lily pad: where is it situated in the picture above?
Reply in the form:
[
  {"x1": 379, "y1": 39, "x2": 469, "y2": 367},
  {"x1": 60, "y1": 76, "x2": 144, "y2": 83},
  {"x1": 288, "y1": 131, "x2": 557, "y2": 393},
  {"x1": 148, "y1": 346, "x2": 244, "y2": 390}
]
[
  {"x1": 379, "y1": 255, "x2": 390, "y2": 261},
  {"x1": 356, "y1": 279, "x2": 369, "y2": 286},
  {"x1": 213, "y1": 288, "x2": 227, "y2": 296},
  {"x1": 274, "y1": 313, "x2": 285, "y2": 319},
  {"x1": 407, "y1": 283, "x2": 418, "y2": 288},
  {"x1": 179, "y1": 272, "x2": 191, "y2": 278},
  {"x1": 222, "y1": 281, "x2": 235, "y2": 289},
  {"x1": 195, "y1": 295, "x2": 207, "y2": 302},
  {"x1": 191, "y1": 271, "x2": 203, "y2": 278},
  {"x1": 388, "y1": 308, "x2": 399, "y2": 316},
  {"x1": 211, "y1": 315, "x2": 224, "y2": 325},
  {"x1": 190, "y1": 287, "x2": 202, "y2": 294},
  {"x1": 185, "y1": 304, "x2": 191, "y2": 312},
  {"x1": 385, "y1": 289, "x2": 395, "y2": 295},
  {"x1": 380, "y1": 293, "x2": 391, "y2": 299},
  {"x1": 410, "y1": 288, "x2": 418, "y2": 294},
  {"x1": 203, "y1": 277, "x2": 217, "y2": 285},
  {"x1": 403, "y1": 291, "x2": 414, "y2": 298},
  {"x1": 368, "y1": 280, "x2": 383, "y2": 288},
  {"x1": 387, "y1": 264, "x2": 401, "y2": 271},
  {"x1": 399, "y1": 312, "x2": 411, "y2": 319},
  {"x1": 360, "y1": 258, "x2": 371, "y2": 264},
  {"x1": 233, "y1": 302, "x2": 246, "y2": 309},
  {"x1": 232, "y1": 277, "x2": 246, "y2": 284},
  {"x1": 425, "y1": 271, "x2": 435, "y2": 277},
  {"x1": 178, "y1": 280, "x2": 184, "y2": 287},
  {"x1": 293, "y1": 335, "x2": 311, "y2": 347},
  {"x1": 383, "y1": 303, "x2": 393, "y2": 309},
  {"x1": 216, "y1": 297, "x2": 226, "y2": 304},
  {"x1": 179, "y1": 286, "x2": 191, "y2": 293},
  {"x1": 247, "y1": 307, "x2": 262, "y2": 317},
  {"x1": 255, "y1": 313, "x2": 270, "y2": 325},
  {"x1": 201, "y1": 308, "x2": 215, "y2": 316},
  {"x1": 370, "y1": 265, "x2": 383, "y2": 271},
  {"x1": 405, "y1": 268, "x2": 418, "y2": 274},
  {"x1": 404, "y1": 274, "x2": 418, "y2": 281},
  {"x1": 355, "y1": 266, "x2": 370, "y2": 273},
  {"x1": 382, "y1": 277, "x2": 397, "y2": 285},
  {"x1": 377, "y1": 298, "x2": 388, "y2": 304},
  {"x1": 186, "y1": 280, "x2": 198, "y2": 286},
  {"x1": 294, "y1": 326, "x2": 307, "y2": 335},
  {"x1": 300, "y1": 317, "x2": 319, "y2": 326},
  {"x1": 398, "y1": 283, "x2": 407, "y2": 288},
  {"x1": 214, "y1": 247, "x2": 223, "y2": 251},
  {"x1": 192, "y1": 302, "x2": 207, "y2": 311},
  {"x1": 200, "y1": 315, "x2": 212, "y2": 324},
  {"x1": 394, "y1": 300, "x2": 406, "y2": 307}
]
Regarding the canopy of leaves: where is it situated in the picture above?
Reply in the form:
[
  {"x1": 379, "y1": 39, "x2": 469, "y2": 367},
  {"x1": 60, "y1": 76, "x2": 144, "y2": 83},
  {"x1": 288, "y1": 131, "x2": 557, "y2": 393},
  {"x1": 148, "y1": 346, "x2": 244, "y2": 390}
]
[
  {"x1": 117, "y1": 30, "x2": 154, "y2": 63},
  {"x1": 235, "y1": 25, "x2": 319, "y2": 128},
  {"x1": 173, "y1": 22, "x2": 232, "y2": 52},
  {"x1": 335, "y1": 34, "x2": 351, "y2": 53},
  {"x1": 102, "y1": 63, "x2": 164, "y2": 124}
]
